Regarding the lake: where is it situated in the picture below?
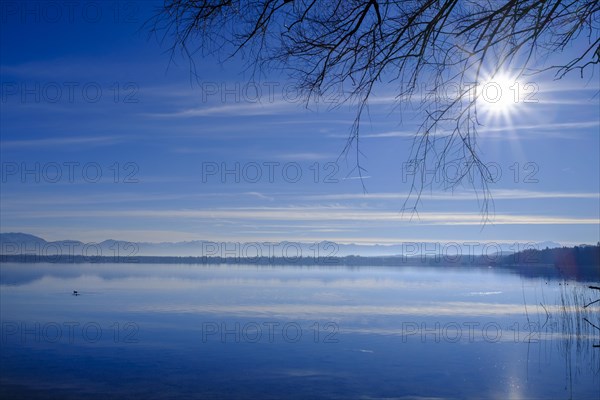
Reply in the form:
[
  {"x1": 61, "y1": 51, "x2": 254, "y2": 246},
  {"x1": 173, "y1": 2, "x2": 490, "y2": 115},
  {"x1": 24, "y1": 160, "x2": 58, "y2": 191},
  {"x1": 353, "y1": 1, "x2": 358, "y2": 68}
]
[{"x1": 1, "y1": 262, "x2": 598, "y2": 399}]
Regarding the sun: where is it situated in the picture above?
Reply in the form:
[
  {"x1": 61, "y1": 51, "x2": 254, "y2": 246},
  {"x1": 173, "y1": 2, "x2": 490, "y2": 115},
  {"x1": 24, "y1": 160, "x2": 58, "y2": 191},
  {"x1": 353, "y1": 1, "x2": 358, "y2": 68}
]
[{"x1": 478, "y1": 73, "x2": 520, "y2": 118}]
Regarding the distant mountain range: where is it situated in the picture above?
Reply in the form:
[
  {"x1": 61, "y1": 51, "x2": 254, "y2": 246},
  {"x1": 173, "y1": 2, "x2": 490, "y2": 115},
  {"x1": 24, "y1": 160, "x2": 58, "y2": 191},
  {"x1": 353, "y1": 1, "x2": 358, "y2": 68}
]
[{"x1": 0, "y1": 232, "x2": 564, "y2": 258}]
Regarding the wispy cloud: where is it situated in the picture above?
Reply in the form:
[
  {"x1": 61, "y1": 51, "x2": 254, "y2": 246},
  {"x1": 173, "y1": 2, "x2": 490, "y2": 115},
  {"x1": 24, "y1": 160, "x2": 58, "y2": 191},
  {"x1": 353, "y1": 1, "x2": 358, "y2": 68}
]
[
  {"x1": 353, "y1": 120, "x2": 599, "y2": 141},
  {"x1": 342, "y1": 175, "x2": 372, "y2": 180},
  {"x1": 273, "y1": 152, "x2": 336, "y2": 161},
  {"x1": 480, "y1": 120, "x2": 599, "y2": 135},
  {"x1": 0, "y1": 135, "x2": 124, "y2": 148},
  {"x1": 146, "y1": 100, "x2": 299, "y2": 118},
  {"x1": 8, "y1": 189, "x2": 591, "y2": 208},
  {"x1": 243, "y1": 192, "x2": 275, "y2": 201},
  {"x1": 8, "y1": 207, "x2": 597, "y2": 226},
  {"x1": 301, "y1": 190, "x2": 600, "y2": 201},
  {"x1": 362, "y1": 130, "x2": 416, "y2": 138},
  {"x1": 1, "y1": 59, "x2": 135, "y2": 79},
  {"x1": 0, "y1": 191, "x2": 280, "y2": 206}
]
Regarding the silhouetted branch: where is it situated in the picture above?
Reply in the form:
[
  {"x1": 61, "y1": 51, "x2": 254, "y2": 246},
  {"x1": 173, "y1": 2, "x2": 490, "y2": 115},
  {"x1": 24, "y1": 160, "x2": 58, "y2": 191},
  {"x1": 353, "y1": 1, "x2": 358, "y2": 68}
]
[{"x1": 149, "y1": 0, "x2": 600, "y2": 214}]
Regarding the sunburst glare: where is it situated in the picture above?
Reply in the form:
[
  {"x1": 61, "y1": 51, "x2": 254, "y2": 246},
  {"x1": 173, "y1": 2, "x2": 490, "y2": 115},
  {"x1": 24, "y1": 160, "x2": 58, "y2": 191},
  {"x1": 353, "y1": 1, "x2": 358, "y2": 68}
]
[{"x1": 477, "y1": 72, "x2": 525, "y2": 127}]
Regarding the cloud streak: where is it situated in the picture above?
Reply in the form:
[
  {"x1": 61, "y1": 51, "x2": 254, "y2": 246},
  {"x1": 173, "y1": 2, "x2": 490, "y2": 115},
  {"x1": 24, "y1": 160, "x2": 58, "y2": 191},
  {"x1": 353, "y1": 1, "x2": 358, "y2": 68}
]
[
  {"x1": 301, "y1": 190, "x2": 600, "y2": 201},
  {"x1": 146, "y1": 99, "x2": 300, "y2": 118},
  {"x1": 6, "y1": 207, "x2": 597, "y2": 226},
  {"x1": 0, "y1": 135, "x2": 124, "y2": 148}
]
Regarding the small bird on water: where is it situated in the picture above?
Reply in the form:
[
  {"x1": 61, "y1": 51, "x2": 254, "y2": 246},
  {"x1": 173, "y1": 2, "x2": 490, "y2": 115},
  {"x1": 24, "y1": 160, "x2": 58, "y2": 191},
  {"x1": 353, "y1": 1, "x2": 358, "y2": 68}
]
[{"x1": 73, "y1": 290, "x2": 79, "y2": 296}]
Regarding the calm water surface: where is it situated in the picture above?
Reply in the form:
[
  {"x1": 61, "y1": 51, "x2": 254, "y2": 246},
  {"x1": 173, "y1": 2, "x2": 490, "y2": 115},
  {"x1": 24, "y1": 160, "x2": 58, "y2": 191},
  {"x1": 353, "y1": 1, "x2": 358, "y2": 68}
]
[{"x1": 1, "y1": 263, "x2": 598, "y2": 399}]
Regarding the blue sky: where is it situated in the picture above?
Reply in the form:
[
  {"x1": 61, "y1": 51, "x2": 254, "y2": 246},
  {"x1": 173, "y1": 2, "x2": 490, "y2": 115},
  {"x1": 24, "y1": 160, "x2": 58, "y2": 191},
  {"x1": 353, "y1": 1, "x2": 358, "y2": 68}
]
[{"x1": 0, "y1": 1, "x2": 599, "y2": 247}]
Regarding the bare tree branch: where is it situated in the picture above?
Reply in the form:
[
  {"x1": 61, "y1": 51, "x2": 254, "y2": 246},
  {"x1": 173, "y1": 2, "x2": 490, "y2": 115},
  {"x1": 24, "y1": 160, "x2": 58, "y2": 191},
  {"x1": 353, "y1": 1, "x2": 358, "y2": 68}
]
[{"x1": 147, "y1": 0, "x2": 600, "y2": 215}]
